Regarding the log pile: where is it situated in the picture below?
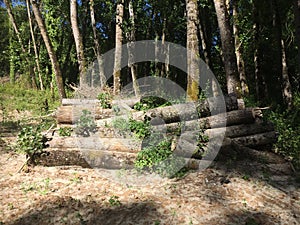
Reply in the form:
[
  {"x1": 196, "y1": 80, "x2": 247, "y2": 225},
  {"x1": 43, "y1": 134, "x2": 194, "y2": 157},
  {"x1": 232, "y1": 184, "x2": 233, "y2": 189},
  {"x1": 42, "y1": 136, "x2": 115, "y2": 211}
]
[{"x1": 41, "y1": 95, "x2": 278, "y2": 170}]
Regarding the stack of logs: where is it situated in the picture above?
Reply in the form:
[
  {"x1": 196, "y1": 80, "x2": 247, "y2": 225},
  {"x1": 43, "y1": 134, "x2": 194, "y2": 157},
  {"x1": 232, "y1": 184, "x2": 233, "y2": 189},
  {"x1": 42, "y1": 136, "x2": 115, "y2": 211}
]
[{"x1": 43, "y1": 95, "x2": 278, "y2": 170}]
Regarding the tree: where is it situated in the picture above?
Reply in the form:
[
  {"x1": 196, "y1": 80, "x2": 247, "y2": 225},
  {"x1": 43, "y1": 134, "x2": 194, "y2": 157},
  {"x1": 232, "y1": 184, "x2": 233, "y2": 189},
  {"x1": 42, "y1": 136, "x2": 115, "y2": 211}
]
[
  {"x1": 113, "y1": 0, "x2": 124, "y2": 95},
  {"x1": 186, "y1": 0, "x2": 200, "y2": 101},
  {"x1": 273, "y1": 0, "x2": 293, "y2": 108},
  {"x1": 26, "y1": 0, "x2": 43, "y2": 90},
  {"x1": 126, "y1": 0, "x2": 140, "y2": 96},
  {"x1": 232, "y1": 0, "x2": 249, "y2": 96},
  {"x1": 70, "y1": 0, "x2": 86, "y2": 86},
  {"x1": 213, "y1": 0, "x2": 241, "y2": 96},
  {"x1": 3, "y1": 0, "x2": 36, "y2": 86},
  {"x1": 295, "y1": 0, "x2": 300, "y2": 72},
  {"x1": 90, "y1": 0, "x2": 105, "y2": 87},
  {"x1": 30, "y1": 0, "x2": 66, "y2": 100}
]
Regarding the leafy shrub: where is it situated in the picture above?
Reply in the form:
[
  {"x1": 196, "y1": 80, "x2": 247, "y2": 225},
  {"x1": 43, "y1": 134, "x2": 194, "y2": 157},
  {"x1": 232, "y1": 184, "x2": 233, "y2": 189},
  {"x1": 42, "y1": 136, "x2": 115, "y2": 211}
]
[
  {"x1": 97, "y1": 92, "x2": 111, "y2": 109},
  {"x1": 135, "y1": 139, "x2": 186, "y2": 178},
  {"x1": 75, "y1": 110, "x2": 97, "y2": 137},
  {"x1": 16, "y1": 126, "x2": 50, "y2": 165},
  {"x1": 58, "y1": 127, "x2": 73, "y2": 137},
  {"x1": 265, "y1": 93, "x2": 300, "y2": 169},
  {"x1": 133, "y1": 96, "x2": 171, "y2": 111},
  {"x1": 112, "y1": 117, "x2": 151, "y2": 139}
]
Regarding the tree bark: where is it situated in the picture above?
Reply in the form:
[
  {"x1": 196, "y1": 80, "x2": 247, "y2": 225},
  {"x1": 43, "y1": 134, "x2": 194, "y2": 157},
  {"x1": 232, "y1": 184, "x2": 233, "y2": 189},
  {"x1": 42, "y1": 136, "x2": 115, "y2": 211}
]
[
  {"x1": 127, "y1": 0, "x2": 140, "y2": 97},
  {"x1": 30, "y1": 0, "x2": 66, "y2": 100},
  {"x1": 213, "y1": 0, "x2": 241, "y2": 97},
  {"x1": 90, "y1": 0, "x2": 105, "y2": 87},
  {"x1": 71, "y1": 0, "x2": 87, "y2": 86},
  {"x1": 113, "y1": 0, "x2": 124, "y2": 95},
  {"x1": 232, "y1": 0, "x2": 249, "y2": 96},
  {"x1": 26, "y1": 0, "x2": 43, "y2": 90},
  {"x1": 186, "y1": 0, "x2": 200, "y2": 101},
  {"x1": 57, "y1": 95, "x2": 242, "y2": 124},
  {"x1": 295, "y1": 0, "x2": 300, "y2": 71},
  {"x1": 162, "y1": 108, "x2": 262, "y2": 132},
  {"x1": 253, "y1": 0, "x2": 267, "y2": 103}
]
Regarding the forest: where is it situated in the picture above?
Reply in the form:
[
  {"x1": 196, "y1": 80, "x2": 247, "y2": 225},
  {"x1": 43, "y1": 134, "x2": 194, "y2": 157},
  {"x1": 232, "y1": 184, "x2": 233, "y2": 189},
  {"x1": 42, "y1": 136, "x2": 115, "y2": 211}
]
[{"x1": 0, "y1": 0, "x2": 300, "y2": 224}]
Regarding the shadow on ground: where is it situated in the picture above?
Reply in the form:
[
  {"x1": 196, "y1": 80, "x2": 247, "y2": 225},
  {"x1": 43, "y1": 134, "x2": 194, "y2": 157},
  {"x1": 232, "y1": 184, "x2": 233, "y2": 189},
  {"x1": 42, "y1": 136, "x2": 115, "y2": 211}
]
[{"x1": 9, "y1": 196, "x2": 164, "y2": 225}]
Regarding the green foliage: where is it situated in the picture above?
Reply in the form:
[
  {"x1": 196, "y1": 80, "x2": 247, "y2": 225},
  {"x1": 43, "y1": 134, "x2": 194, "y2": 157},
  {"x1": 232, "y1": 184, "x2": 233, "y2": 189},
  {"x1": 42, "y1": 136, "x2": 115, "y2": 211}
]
[
  {"x1": 133, "y1": 96, "x2": 171, "y2": 111},
  {"x1": 16, "y1": 126, "x2": 50, "y2": 165},
  {"x1": 108, "y1": 195, "x2": 122, "y2": 207},
  {"x1": 58, "y1": 127, "x2": 73, "y2": 137},
  {"x1": 75, "y1": 110, "x2": 97, "y2": 137},
  {"x1": 135, "y1": 139, "x2": 186, "y2": 178},
  {"x1": 97, "y1": 92, "x2": 112, "y2": 109},
  {"x1": 112, "y1": 117, "x2": 151, "y2": 139},
  {"x1": 0, "y1": 83, "x2": 60, "y2": 116},
  {"x1": 265, "y1": 94, "x2": 300, "y2": 169}
]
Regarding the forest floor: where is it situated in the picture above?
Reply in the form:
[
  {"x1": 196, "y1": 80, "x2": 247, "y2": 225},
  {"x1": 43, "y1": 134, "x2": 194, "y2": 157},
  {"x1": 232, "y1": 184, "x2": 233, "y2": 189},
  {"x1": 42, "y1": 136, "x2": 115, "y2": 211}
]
[{"x1": 0, "y1": 112, "x2": 300, "y2": 225}]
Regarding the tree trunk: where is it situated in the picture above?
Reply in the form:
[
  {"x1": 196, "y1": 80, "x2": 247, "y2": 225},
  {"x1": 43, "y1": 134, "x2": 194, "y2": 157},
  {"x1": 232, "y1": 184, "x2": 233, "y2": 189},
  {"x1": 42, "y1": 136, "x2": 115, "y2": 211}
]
[
  {"x1": 26, "y1": 0, "x2": 43, "y2": 90},
  {"x1": 273, "y1": 0, "x2": 293, "y2": 109},
  {"x1": 90, "y1": 0, "x2": 105, "y2": 87},
  {"x1": 253, "y1": 0, "x2": 267, "y2": 103},
  {"x1": 162, "y1": 108, "x2": 262, "y2": 132},
  {"x1": 56, "y1": 95, "x2": 242, "y2": 124},
  {"x1": 113, "y1": 0, "x2": 124, "y2": 95},
  {"x1": 3, "y1": 0, "x2": 26, "y2": 54},
  {"x1": 213, "y1": 0, "x2": 241, "y2": 97},
  {"x1": 70, "y1": 0, "x2": 87, "y2": 86},
  {"x1": 280, "y1": 39, "x2": 293, "y2": 109},
  {"x1": 295, "y1": 0, "x2": 300, "y2": 71},
  {"x1": 4, "y1": 0, "x2": 36, "y2": 87},
  {"x1": 161, "y1": 17, "x2": 170, "y2": 78},
  {"x1": 186, "y1": 0, "x2": 200, "y2": 101},
  {"x1": 127, "y1": 0, "x2": 140, "y2": 97},
  {"x1": 232, "y1": 0, "x2": 249, "y2": 96},
  {"x1": 30, "y1": 0, "x2": 66, "y2": 100}
]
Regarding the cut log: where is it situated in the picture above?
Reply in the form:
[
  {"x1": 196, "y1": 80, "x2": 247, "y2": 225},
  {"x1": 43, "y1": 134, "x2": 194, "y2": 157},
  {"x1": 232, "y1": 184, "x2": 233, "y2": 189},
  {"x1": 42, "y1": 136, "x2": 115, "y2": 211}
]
[
  {"x1": 173, "y1": 131, "x2": 277, "y2": 159},
  {"x1": 161, "y1": 108, "x2": 262, "y2": 132},
  {"x1": 47, "y1": 137, "x2": 142, "y2": 153},
  {"x1": 55, "y1": 105, "x2": 115, "y2": 124},
  {"x1": 57, "y1": 95, "x2": 243, "y2": 124},
  {"x1": 62, "y1": 99, "x2": 100, "y2": 105}
]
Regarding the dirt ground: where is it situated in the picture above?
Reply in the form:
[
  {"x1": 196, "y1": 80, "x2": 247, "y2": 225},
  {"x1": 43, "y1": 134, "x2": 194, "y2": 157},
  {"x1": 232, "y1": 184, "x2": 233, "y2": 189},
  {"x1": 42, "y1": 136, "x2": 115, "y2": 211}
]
[{"x1": 0, "y1": 124, "x2": 300, "y2": 225}]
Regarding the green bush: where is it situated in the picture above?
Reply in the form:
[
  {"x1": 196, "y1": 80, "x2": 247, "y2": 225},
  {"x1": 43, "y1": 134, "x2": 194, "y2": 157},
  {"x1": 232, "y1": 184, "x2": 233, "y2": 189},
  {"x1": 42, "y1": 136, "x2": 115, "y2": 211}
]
[
  {"x1": 135, "y1": 139, "x2": 186, "y2": 178},
  {"x1": 75, "y1": 110, "x2": 97, "y2": 137},
  {"x1": 97, "y1": 92, "x2": 111, "y2": 109},
  {"x1": 265, "y1": 93, "x2": 300, "y2": 169},
  {"x1": 133, "y1": 96, "x2": 171, "y2": 111},
  {"x1": 112, "y1": 117, "x2": 151, "y2": 139},
  {"x1": 16, "y1": 126, "x2": 50, "y2": 165},
  {"x1": 58, "y1": 127, "x2": 73, "y2": 137}
]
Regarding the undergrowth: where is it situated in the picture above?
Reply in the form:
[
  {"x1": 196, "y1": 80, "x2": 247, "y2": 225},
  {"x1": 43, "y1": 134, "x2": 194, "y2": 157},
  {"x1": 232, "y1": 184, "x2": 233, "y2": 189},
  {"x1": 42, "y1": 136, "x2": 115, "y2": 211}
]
[{"x1": 264, "y1": 93, "x2": 300, "y2": 170}]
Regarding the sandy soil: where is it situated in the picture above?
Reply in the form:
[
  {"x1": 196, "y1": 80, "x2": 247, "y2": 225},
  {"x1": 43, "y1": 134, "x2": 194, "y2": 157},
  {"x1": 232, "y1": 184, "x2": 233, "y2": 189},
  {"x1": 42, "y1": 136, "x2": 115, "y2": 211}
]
[{"x1": 0, "y1": 129, "x2": 300, "y2": 225}]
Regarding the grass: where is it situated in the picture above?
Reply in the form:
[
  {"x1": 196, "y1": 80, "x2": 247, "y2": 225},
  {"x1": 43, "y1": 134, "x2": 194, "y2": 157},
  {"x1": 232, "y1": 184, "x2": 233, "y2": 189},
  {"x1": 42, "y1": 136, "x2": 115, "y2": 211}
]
[{"x1": 0, "y1": 83, "x2": 60, "y2": 117}]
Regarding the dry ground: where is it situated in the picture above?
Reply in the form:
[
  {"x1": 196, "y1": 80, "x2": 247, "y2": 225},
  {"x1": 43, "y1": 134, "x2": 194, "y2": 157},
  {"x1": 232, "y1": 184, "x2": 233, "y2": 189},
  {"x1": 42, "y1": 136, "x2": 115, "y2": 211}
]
[{"x1": 0, "y1": 124, "x2": 300, "y2": 225}]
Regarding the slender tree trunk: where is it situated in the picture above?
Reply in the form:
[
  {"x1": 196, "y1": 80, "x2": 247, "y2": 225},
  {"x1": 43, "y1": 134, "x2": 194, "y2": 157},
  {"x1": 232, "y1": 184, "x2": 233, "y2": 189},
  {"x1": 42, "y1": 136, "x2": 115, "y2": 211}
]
[
  {"x1": 70, "y1": 0, "x2": 86, "y2": 86},
  {"x1": 4, "y1": 0, "x2": 36, "y2": 87},
  {"x1": 280, "y1": 39, "x2": 293, "y2": 108},
  {"x1": 9, "y1": 23, "x2": 15, "y2": 84},
  {"x1": 90, "y1": 0, "x2": 105, "y2": 87},
  {"x1": 273, "y1": 0, "x2": 293, "y2": 108},
  {"x1": 161, "y1": 17, "x2": 170, "y2": 78},
  {"x1": 113, "y1": 0, "x2": 124, "y2": 95},
  {"x1": 186, "y1": 0, "x2": 200, "y2": 101},
  {"x1": 232, "y1": 0, "x2": 249, "y2": 96},
  {"x1": 127, "y1": 0, "x2": 140, "y2": 97},
  {"x1": 3, "y1": 0, "x2": 26, "y2": 54},
  {"x1": 213, "y1": 0, "x2": 241, "y2": 97},
  {"x1": 30, "y1": 0, "x2": 66, "y2": 100},
  {"x1": 295, "y1": 0, "x2": 300, "y2": 73},
  {"x1": 26, "y1": 0, "x2": 43, "y2": 90}
]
